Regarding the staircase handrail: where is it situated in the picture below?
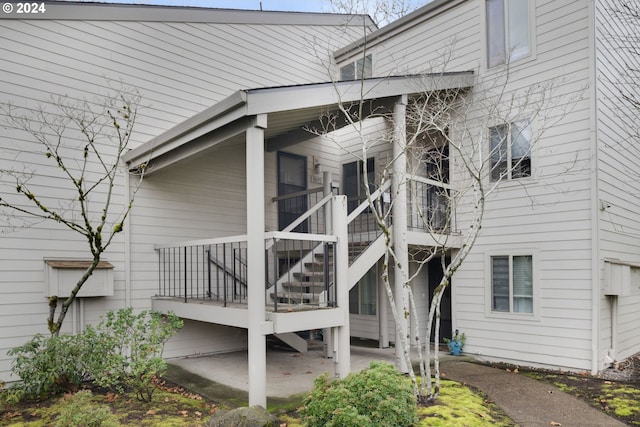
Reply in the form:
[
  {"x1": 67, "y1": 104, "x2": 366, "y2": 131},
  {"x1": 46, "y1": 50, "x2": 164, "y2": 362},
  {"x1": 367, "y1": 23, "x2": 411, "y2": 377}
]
[
  {"x1": 346, "y1": 180, "x2": 392, "y2": 224},
  {"x1": 265, "y1": 193, "x2": 333, "y2": 250}
]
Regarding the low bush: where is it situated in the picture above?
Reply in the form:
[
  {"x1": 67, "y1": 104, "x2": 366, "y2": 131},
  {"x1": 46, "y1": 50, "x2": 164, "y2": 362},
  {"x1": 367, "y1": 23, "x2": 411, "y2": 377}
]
[
  {"x1": 84, "y1": 308, "x2": 183, "y2": 402},
  {"x1": 56, "y1": 390, "x2": 119, "y2": 427},
  {"x1": 300, "y1": 361, "x2": 418, "y2": 427},
  {"x1": 2, "y1": 308, "x2": 182, "y2": 404},
  {"x1": 4, "y1": 333, "x2": 89, "y2": 402}
]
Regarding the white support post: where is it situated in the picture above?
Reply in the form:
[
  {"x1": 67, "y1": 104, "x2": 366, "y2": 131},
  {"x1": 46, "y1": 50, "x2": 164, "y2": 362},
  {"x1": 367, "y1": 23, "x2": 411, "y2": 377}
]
[
  {"x1": 392, "y1": 95, "x2": 409, "y2": 373},
  {"x1": 246, "y1": 115, "x2": 267, "y2": 408},
  {"x1": 332, "y1": 195, "x2": 350, "y2": 379}
]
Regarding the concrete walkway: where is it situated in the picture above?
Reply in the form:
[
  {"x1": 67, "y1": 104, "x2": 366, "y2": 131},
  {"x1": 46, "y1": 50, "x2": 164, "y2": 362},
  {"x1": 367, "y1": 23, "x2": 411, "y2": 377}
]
[
  {"x1": 441, "y1": 359, "x2": 626, "y2": 427},
  {"x1": 167, "y1": 343, "x2": 625, "y2": 426}
]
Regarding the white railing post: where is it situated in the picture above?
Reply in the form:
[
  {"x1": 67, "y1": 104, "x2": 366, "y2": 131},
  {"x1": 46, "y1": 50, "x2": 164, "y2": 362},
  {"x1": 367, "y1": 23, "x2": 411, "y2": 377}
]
[{"x1": 332, "y1": 195, "x2": 350, "y2": 378}]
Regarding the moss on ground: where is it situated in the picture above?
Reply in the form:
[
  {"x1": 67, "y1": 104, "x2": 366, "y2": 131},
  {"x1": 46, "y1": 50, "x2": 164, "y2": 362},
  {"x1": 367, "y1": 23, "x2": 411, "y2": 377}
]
[{"x1": 418, "y1": 380, "x2": 513, "y2": 427}]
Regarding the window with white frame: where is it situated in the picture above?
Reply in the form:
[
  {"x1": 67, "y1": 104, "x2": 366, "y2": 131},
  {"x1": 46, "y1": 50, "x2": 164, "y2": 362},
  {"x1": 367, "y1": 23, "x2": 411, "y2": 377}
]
[
  {"x1": 490, "y1": 119, "x2": 531, "y2": 181},
  {"x1": 340, "y1": 54, "x2": 372, "y2": 80},
  {"x1": 486, "y1": 0, "x2": 531, "y2": 68},
  {"x1": 491, "y1": 255, "x2": 533, "y2": 313}
]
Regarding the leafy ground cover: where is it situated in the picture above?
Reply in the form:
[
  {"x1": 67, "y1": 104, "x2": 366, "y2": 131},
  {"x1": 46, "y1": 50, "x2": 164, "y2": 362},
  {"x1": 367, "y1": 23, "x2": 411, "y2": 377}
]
[
  {"x1": 0, "y1": 379, "x2": 216, "y2": 427},
  {"x1": 6, "y1": 361, "x2": 637, "y2": 426},
  {"x1": 1, "y1": 376, "x2": 513, "y2": 427}
]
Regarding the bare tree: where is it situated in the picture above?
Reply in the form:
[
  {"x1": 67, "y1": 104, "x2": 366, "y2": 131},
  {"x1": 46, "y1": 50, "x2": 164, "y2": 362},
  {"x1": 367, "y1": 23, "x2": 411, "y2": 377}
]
[
  {"x1": 607, "y1": 1, "x2": 640, "y2": 147},
  {"x1": 326, "y1": 0, "x2": 424, "y2": 26},
  {"x1": 0, "y1": 87, "x2": 144, "y2": 336},
  {"x1": 316, "y1": 49, "x2": 576, "y2": 401}
]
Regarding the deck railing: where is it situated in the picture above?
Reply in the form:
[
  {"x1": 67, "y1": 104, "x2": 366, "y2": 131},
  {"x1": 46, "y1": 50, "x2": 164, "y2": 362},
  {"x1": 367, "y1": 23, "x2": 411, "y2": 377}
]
[
  {"x1": 154, "y1": 175, "x2": 454, "y2": 310},
  {"x1": 407, "y1": 176, "x2": 456, "y2": 232},
  {"x1": 265, "y1": 231, "x2": 337, "y2": 312},
  {"x1": 156, "y1": 235, "x2": 248, "y2": 305}
]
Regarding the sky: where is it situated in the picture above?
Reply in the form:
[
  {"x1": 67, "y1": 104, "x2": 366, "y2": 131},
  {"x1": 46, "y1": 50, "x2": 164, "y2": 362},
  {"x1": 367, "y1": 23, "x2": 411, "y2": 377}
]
[{"x1": 71, "y1": 0, "x2": 330, "y2": 12}]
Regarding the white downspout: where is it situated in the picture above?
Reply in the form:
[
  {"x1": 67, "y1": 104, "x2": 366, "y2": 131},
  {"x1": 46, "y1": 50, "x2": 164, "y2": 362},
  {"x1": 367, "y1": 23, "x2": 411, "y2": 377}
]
[
  {"x1": 588, "y1": 0, "x2": 600, "y2": 375},
  {"x1": 125, "y1": 163, "x2": 132, "y2": 308}
]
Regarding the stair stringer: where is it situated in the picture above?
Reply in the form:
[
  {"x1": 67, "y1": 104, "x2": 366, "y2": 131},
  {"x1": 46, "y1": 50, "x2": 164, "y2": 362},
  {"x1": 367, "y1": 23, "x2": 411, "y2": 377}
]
[
  {"x1": 347, "y1": 233, "x2": 387, "y2": 290},
  {"x1": 273, "y1": 332, "x2": 308, "y2": 353}
]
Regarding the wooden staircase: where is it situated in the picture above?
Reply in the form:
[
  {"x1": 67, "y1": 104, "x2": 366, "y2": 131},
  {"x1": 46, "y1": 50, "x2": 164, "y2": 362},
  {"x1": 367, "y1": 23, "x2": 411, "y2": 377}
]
[{"x1": 271, "y1": 251, "x2": 333, "y2": 305}]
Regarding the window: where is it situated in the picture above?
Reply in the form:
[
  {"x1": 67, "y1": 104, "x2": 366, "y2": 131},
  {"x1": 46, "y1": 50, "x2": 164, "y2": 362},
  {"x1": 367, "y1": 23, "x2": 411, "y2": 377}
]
[
  {"x1": 340, "y1": 54, "x2": 372, "y2": 80},
  {"x1": 349, "y1": 266, "x2": 377, "y2": 315},
  {"x1": 343, "y1": 157, "x2": 375, "y2": 213},
  {"x1": 486, "y1": 0, "x2": 530, "y2": 67},
  {"x1": 490, "y1": 120, "x2": 531, "y2": 181},
  {"x1": 491, "y1": 255, "x2": 533, "y2": 313}
]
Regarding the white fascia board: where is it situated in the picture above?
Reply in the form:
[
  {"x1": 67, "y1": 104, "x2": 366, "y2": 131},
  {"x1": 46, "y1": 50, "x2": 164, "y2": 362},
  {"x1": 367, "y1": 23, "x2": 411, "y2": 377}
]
[
  {"x1": 125, "y1": 73, "x2": 473, "y2": 172},
  {"x1": 123, "y1": 90, "x2": 247, "y2": 168},
  {"x1": 1, "y1": 2, "x2": 374, "y2": 27},
  {"x1": 245, "y1": 73, "x2": 475, "y2": 115}
]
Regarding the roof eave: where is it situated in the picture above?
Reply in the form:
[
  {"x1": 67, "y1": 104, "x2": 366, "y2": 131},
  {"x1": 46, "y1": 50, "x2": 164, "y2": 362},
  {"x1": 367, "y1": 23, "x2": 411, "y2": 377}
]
[{"x1": 334, "y1": 0, "x2": 460, "y2": 62}]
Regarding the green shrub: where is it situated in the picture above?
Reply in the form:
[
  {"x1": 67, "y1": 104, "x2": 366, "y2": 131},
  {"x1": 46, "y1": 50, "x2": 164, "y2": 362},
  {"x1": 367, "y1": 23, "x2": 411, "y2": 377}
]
[
  {"x1": 300, "y1": 361, "x2": 418, "y2": 427},
  {"x1": 84, "y1": 308, "x2": 183, "y2": 402},
  {"x1": 3, "y1": 333, "x2": 90, "y2": 402},
  {"x1": 56, "y1": 390, "x2": 119, "y2": 427}
]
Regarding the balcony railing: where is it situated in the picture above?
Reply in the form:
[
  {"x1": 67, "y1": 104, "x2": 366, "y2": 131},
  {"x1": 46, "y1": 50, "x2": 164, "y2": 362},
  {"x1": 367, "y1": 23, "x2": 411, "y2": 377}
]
[
  {"x1": 407, "y1": 176, "x2": 456, "y2": 232},
  {"x1": 154, "y1": 175, "x2": 454, "y2": 311},
  {"x1": 156, "y1": 235, "x2": 248, "y2": 306}
]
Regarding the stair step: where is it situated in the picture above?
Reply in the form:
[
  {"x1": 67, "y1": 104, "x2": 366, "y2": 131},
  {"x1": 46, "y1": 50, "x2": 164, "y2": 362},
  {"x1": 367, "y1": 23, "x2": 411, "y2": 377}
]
[
  {"x1": 304, "y1": 261, "x2": 334, "y2": 270},
  {"x1": 293, "y1": 271, "x2": 332, "y2": 280},
  {"x1": 281, "y1": 282, "x2": 326, "y2": 292},
  {"x1": 270, "y1": 292, "x2": 320, "y2": 304}
]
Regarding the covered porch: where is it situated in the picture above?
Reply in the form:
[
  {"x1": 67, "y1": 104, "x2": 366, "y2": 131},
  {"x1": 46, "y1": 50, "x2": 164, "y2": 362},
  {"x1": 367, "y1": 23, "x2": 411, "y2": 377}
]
[{"x1": 123, "y1": 72, "x2": 474, "y2": 407}]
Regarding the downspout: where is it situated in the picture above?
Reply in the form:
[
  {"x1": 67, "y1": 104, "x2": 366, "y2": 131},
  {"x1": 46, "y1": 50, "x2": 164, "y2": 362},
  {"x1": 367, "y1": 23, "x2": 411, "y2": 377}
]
[
  {"x1": 588, "y1": 0, "x2": 600, "y2": 375},
  {"x1": 125, "y1": 164, "x2": 132, "y2": 308}
]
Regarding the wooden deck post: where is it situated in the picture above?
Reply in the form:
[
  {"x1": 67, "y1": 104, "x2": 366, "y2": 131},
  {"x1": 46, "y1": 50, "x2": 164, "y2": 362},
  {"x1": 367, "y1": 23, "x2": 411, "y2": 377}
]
[
  {"x1": 332, "y1": 195, "x2": 350, "y2": 378},
  {"x1": 246, "y1": 115, "x2": 267, "y2": 407},
  {"x1": 392, "y1": 95, "x2": 409, "y2": 373}
]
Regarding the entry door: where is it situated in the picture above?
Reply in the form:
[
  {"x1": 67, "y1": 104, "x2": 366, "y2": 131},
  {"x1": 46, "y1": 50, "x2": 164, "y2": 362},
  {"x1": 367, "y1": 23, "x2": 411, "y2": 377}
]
[
  {"x1": 277, "y1": 152, "x2": 307, "y2": 232},
  {"x1": 428, "y1": 257, "x2": 452, "y2": 342}
]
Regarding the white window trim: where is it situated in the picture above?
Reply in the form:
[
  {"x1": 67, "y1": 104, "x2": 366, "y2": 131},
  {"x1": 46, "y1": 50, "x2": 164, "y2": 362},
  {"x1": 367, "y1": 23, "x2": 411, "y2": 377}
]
[
  {"x1": 481, "y1": 0, "x2": 537, "y2": 72},
  {"x1": 487, "y1": 118, "x2": 536, "y2": 183},
  {"x1": 338, "y1": 53, "x2": 374, "y2": 81},
  {"x1": 485, "y1": 248, "x2": 540, "y2": 320}
]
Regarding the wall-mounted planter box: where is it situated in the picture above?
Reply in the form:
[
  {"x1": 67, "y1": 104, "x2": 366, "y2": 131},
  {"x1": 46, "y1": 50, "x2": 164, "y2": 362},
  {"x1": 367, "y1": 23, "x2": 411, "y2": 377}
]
[{"x1": 45, "y1": 260, "x2": 114, "y2": 298}]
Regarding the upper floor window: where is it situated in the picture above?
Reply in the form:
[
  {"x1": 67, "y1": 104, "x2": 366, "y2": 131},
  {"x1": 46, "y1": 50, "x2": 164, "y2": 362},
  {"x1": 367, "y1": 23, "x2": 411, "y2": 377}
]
[
  {"x1": 340, "y1": 54, "x2": 372, "y2": 80},
  {"x1": 491, "y1": 255, "x2": 533, "y2": 313},
  {"x1": 486, "y1": 0, "x2": 530, "y2": 67},
  {"x1": 490, "y1": 120, "x2": 531, "y2": 181}
]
